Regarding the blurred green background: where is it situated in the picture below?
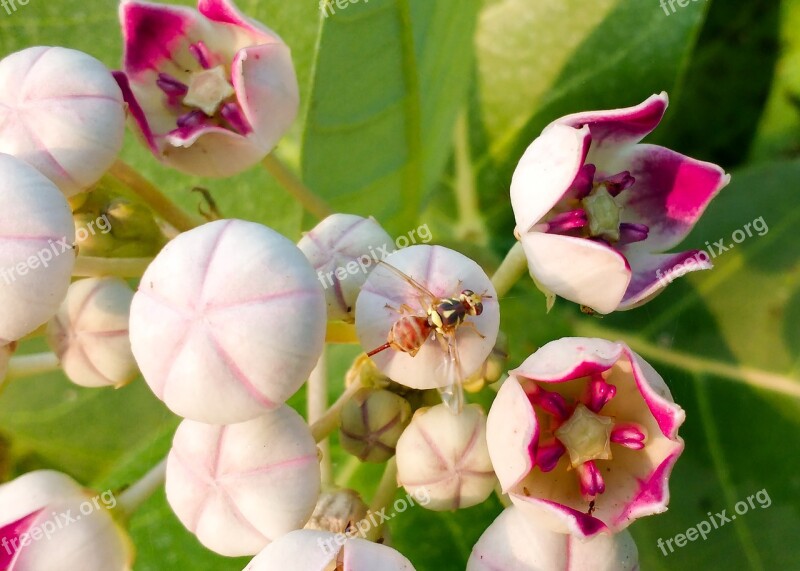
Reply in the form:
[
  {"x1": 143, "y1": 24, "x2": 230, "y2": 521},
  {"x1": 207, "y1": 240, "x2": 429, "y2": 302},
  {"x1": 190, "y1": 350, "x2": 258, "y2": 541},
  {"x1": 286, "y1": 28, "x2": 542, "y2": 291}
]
[{"x1": 0, "y1": 0, "x2": 798, "y2": 569}]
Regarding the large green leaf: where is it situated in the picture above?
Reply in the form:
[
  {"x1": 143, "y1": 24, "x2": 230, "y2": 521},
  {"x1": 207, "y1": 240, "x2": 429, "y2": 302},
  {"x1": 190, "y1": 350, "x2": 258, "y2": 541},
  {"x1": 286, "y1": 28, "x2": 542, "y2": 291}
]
[{"x1": 301, "y1": 0, "x2": 480, "y2": 233}]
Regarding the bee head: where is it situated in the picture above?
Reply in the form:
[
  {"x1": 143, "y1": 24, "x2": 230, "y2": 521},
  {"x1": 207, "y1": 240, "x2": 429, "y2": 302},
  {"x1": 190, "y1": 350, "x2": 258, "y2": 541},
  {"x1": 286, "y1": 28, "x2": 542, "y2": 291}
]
[{"x1": 460, "y1": 290, "x2": 484, "y2": 316}]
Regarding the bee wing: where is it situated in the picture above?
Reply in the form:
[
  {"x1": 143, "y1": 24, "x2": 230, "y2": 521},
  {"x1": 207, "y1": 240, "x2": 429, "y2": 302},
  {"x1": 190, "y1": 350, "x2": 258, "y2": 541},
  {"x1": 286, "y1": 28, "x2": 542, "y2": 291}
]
[
  {"x1": 376, "y1": 260, "x2": 438, "y2": 307},
  {"x1": 436, "y1": 332, "x2": 465, "y2": 415}
]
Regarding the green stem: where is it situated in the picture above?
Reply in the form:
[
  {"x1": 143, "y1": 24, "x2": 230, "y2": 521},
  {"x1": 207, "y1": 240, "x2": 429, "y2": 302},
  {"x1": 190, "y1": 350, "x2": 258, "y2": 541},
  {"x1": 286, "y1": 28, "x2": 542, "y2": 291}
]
[
  {"x1": 5, "y1": 353, "x2": 60, "y2": 382},
  {"x1": 453, "y1": 112, "x2": 488, "y2": 246},
  {"x1": 310, "y1": 380, "x2": 363, "y2": 443},
  {"x1": 365, "y1": 457, "x2": 398, "y2": 541},
  {"x1": 108, "y1": 160, "x2": 201, "y2": 232},
  {"x1": 491, "y1": 241, "x2": 528, "y2": 298},
  {"x1": 308, "y1": 349, "x2": 333, "y2": 486},
  {"x1": 73, "y1": 256, "x2": 153, "y2": 278},
  {"x1": 261, "y1": 154, "x2": 332, "y2": 220},
  {"x1": 116, "y1": 458, "x2": 167, "y2": 520}
]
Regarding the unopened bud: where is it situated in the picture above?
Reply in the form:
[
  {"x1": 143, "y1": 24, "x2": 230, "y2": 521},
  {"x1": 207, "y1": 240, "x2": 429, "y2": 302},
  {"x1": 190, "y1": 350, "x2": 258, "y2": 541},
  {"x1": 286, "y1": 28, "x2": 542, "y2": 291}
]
[
  {"x1": 46, "y1": 277, "x2": 136, "y2": 388},
  {"x1": 340, "y1": 388, "x2": 412, "y2": 463},
  {"x1": 298, "y1": 214, "x2": 395, "y2": 323},
  {"x1": 396, "y1": 404, "x2": 496, "y2": 511}
]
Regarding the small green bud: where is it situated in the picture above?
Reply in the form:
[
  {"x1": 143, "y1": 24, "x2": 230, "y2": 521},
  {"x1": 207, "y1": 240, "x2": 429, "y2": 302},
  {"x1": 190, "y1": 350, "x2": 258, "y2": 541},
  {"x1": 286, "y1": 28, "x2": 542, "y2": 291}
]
[{"x1": 339, "y1": 388, "x2": 412, "y2": 463}]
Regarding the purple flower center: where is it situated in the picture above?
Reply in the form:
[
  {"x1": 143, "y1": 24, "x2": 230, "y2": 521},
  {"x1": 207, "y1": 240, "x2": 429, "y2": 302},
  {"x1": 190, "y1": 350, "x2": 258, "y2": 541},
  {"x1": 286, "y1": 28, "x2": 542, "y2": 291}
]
[
  {"x1": 155, "y1": 42, "x2": 252, "y2": 138},
  {"x1": 542, "y1": 166, "x2": 649, "y2": 247},
  {"x1": 525, "y1": 373, "x2": 647, "y2": 501}
]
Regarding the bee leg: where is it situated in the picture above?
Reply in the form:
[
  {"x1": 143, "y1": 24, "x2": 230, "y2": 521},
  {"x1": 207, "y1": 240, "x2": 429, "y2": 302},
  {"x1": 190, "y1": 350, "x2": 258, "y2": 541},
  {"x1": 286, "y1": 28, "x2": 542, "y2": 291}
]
[{"x1": 463, "y1": 321, "x2": 486, "y2": 339}]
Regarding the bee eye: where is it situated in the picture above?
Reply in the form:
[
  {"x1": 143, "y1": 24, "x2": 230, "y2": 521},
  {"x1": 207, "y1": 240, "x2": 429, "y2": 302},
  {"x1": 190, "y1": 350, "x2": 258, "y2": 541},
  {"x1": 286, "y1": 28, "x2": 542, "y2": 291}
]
[{"x1": 473, "y1": 302, "x2": 484, "y2": 316}]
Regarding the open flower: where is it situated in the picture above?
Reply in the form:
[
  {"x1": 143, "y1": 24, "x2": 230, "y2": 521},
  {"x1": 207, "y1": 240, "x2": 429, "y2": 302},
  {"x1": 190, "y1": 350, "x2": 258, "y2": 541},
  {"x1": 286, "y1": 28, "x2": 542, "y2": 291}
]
[
  {"x1": 468, "y1": 506, "x2": 638, "y2": 571},
  {"x1": 486, "y1": 337, "x2": 685, "y2": 538},
  {"x1": 0, "y1": 471, "x2": 133, "y2": 570},
  {"x1": 115, "y1": 0, "x2": 299, "y2": 176},
  {"x1": 511, "y1": 93, "x2": 730, "y2": 313}
]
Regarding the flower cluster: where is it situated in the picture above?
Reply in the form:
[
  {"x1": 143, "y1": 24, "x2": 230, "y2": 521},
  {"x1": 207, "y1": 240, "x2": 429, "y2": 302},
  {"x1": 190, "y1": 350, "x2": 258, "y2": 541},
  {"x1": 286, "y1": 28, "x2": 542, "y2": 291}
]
[{"x1": 0, "y1": 0, "x2": 733, "y2": 568}]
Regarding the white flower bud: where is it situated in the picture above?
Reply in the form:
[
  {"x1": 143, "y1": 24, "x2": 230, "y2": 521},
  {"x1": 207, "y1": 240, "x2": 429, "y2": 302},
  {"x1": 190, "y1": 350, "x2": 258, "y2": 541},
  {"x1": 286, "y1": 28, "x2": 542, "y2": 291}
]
[
  {"x1": 0, "y1": 154, "x2": 75, "y2": 342},
  {"x1": 0, "y1": 470, "x2": 133, "y2": 570},
  {"x1": 468, "y1": 506, "x2": 639, "y2": 570},
  {"x1": 0, "y1": 47, "x2": 125, "y2": 197},
  {"x1": 298, "y1": 214, "x2": 395, "y2": 323},
  {"x1": 129, "y1": 219, "x2": 326, "y2": 424},
  {"x1": 243, "y1": 529, "x2": 415, "y2": 571},
  {"x1": 356, "y1": 245, "x2": 499, "y2": 391},
  {"x1": 166, "y1": 406, "x2": 321, "y2": 557},
  {"x1": 396, "y1": 404, "x2": 496, "y2": 511},
  {"x1": 46, "y1": 277, "x2": 136, "y2": 388}
]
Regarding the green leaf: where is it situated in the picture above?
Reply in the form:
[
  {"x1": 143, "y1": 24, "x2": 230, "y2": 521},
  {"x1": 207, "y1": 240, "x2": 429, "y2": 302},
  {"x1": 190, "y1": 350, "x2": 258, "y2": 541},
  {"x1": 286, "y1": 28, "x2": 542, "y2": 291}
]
[
  {"x1": 301, "y1": 0, "x2": 480, "y2": 234},
  {"x1": 749, "y1": 0, "x2": 800, "y2": 163}
]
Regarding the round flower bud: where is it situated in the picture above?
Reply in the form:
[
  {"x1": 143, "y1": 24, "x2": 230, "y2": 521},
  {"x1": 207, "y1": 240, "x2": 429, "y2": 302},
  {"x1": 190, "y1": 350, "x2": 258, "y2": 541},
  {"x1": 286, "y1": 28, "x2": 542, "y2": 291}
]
[
  {"x1": 304, "y1": 489, "x2": 368, "y2": 535},
  {"x1": 0, "y1": 153, "x2": 75, "y2": 342},
  {"x1": 396, "y1": 404, "x2": 496, "y2": 511},
  {"x1": 0, "y1": 47, "x2": 125, "y2": 197},
  {"x1": 243, "y1": 529, "x2": 415, "y2": 571},
  {"x1": 46, "y1": 277, "x2": 137, "y2": 388},
  {"x1": 0, "y1": 470, "x2": 133, "y2": 570},
  {"x1": 339, "y1": 388, "x2": 412, "y2": 463},
  {"x1": 298, "y1": 214, "x2": 395, "y2": 323},
  {"x1": 129, "y1": 219, "x2": 326, "y2": 424},
  {"x1": 356, "y1": 245, "x2": 499, "y2": 391},
  {"x1": 166, "y1": 405, "x2": 321, "y2": 557},
  {"x1": 468, "y1": 506, "x2": 639, "y2": 570}
]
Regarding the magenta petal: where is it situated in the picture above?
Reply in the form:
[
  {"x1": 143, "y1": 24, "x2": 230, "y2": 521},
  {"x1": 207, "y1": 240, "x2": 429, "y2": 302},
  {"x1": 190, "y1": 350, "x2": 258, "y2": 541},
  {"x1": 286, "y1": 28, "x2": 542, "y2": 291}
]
[
  {"x1": 619, "y1": 249, "x2": 712, "y2": 310},
  {"x1": 617, "y1": 144, "x2": 731, "y2": 252},
  {"x1": 556, "y1": 92, "x2": 669, "y2": 151},
  {"x1": 611, "y1": 424, "x2": 646, "y2": 450},
  {"x1": 0, "y1": 509, "x2": 44, "y2": 567},
  {"x1": 198, "y1": 0, "x2": 275, "y2": 40},
  {"x1": 112, "y1": 71, "x2": 159, "y2": 155},
  {"x1": 612, "y1": 446, "x2": 684, "y2": 528},
  {"x1": 120, "y1": 1, "x2": 197, "y2": 75},
  {"x1": 535, "y1": 440, "x2": 566, "y2": 473},
  {"x1": 511, "y1": 338, "x2": 624, "y2": 385}
]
